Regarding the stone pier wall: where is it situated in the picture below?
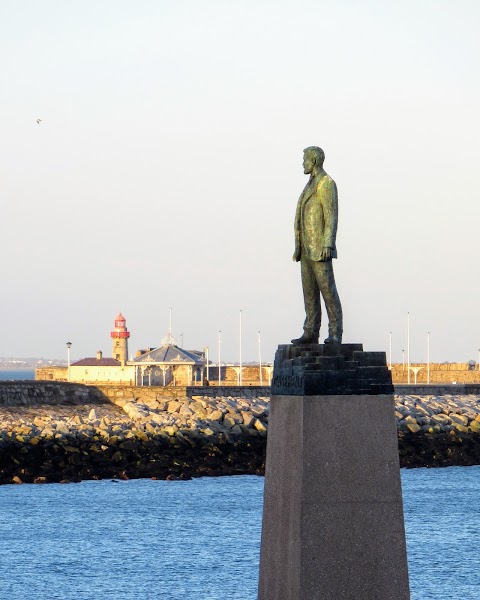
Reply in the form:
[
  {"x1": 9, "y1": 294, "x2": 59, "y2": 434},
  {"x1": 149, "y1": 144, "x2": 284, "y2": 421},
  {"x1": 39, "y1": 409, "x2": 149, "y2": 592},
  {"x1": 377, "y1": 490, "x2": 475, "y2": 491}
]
[
  {"x1": 0, "y1": 381, "x2": 104, "y2": 406},
  {"x1": 0, "y1": 382, "x2": 271, "y2": 406},
  {"x1": 391, "y1": 363, "x2": 480, "y2": 384}
]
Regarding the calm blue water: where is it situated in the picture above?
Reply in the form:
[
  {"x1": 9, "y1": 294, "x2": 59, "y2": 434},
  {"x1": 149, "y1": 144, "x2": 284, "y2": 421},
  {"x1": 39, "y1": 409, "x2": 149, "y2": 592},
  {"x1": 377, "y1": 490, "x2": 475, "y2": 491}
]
[
  {"x1": 0, "y1": 467, "x2": 479, "y2": 599},
  {"x1": 0, "y1": 370, "x2": 35, "y2": 380}
]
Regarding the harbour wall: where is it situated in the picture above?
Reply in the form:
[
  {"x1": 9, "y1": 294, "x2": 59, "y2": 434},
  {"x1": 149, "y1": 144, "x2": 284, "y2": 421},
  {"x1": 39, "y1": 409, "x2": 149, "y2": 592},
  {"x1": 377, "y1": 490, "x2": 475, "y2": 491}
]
[
  {"x1": 0, "y1": 382, "x2": 271, "y2": 406},
  {"x1": 1, "y1": 381, "x2": 480, "y2": 407},
  {"x1": 35, "y1": 365, "x2": 274, "y2": 387},
  {"x1": 36, "y1": 363, "x2": 480, "y2": 386},
  {"x1": 0, "y1": 381, "x2": 104, "y2": 406},
  {"x1": 391, "y1": 363, "x2": 480, "y2": 384}
]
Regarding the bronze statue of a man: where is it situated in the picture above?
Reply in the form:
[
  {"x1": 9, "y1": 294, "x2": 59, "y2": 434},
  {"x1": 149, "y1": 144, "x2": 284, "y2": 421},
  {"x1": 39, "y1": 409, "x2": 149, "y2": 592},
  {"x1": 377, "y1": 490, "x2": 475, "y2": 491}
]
[{"x1": 292, "y1": 146, "x2": 343, "y2": 345}]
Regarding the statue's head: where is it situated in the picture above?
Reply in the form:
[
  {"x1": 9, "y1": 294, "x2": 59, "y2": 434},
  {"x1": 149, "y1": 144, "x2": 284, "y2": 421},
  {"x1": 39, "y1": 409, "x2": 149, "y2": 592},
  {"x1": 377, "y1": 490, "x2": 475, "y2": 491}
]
[{"x1": 303, "y1": 146, "x2": 325, "y2": 174}]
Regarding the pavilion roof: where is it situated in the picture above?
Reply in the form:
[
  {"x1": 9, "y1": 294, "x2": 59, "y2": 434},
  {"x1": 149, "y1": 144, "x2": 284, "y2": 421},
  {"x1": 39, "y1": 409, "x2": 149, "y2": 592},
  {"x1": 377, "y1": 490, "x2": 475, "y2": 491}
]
[{"x1": 131, "y1": 345, "x2": 205, "y2": 365}]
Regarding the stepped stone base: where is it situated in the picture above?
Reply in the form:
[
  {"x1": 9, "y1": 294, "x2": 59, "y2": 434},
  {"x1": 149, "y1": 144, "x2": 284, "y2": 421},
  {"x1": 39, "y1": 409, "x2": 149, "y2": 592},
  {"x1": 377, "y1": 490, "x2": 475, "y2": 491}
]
[
  {"x1": 258, "y1": 344, "x2": 410, "y2": 599},
  {"x1": 271, "y1": 343, "x2": 394, "y2": 396}
]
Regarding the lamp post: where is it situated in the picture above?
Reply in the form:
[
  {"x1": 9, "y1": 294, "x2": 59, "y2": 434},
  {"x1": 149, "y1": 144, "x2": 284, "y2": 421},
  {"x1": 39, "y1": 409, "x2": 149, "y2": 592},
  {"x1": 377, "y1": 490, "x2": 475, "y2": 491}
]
[
  {"x1": 66, "y1": 342, "x2": 72, "y2": 382},
  {"x1": 407, "y1": 312, "x2": 411, "y2": 384},
  {"x1": 204, "y1": 346, "x2": 209, "y2": 381},
  {"x1": 402, "y1": 349, "x2": 405, "y2": 372},
  {"x1": 388, "y1": 332, "x2": 392, "y2": 370},
  {"x1": 239, "y1": 309, "x2": 243, "y2": 386},
  {"x1": 218, "y1": 330, "x2": 222, "y2": 386},
  {"x1": 169, "y1": 307, "x2": 173, "y2": 343},
  {"x1": 427, "y1": 332, "x2": 430, "y2": 384},
  {"x1": 258, "y1": 331, "x2": 263, "y2": 385}
]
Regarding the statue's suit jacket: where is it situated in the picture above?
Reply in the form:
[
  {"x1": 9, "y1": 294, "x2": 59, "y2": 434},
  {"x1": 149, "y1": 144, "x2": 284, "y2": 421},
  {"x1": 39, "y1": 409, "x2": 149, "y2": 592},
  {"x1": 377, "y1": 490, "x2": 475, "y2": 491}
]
[{"x1": 294, "y1": 174, "x2": 338, "y2": 261}]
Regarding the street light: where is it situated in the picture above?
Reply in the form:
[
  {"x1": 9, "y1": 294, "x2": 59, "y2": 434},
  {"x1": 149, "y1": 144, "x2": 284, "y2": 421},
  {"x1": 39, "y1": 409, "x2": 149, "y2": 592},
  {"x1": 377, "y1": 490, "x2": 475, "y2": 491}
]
[
  {"x1": 427, "y1": 332, "x2": 430, "y2": 384},
  {"x1": 218, "y1": 330, "x2": 222, "y2": 386},
  {"x1": 239, "y1": 309, "x2": 243, "y2": 386},
  {"x1": 203, "y1": 346, "x2": 209, "y2": 381},
  {"x1": 66, "y1": 342, "x2": 72, "y2": 382},
  {"x1": 388, "y1": 332, "x2": 392, "y2": 370},
  {"x1": 258, "y1": 331, "x2": 263, "y2": 385},
  {"x1": 407, "y1": 313, "x2": 411, "y2": 384}
]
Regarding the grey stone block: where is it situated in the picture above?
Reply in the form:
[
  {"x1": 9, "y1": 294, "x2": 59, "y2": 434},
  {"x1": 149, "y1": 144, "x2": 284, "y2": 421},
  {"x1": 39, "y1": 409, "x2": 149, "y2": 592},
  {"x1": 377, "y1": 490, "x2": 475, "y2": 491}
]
[{"x1": 258, "y1": 394, "x2": 410, "y2": 600}]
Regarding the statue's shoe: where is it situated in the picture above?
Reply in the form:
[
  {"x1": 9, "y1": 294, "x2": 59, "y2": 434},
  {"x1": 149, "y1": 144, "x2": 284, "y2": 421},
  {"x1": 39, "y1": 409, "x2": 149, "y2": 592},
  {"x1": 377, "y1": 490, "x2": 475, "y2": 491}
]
[
  {"x1": 324, "y1": 335, "x2": 342, "y2": 344},
  {"x1": 291, "y1": 334, "x2": 319, "y2": 345}
]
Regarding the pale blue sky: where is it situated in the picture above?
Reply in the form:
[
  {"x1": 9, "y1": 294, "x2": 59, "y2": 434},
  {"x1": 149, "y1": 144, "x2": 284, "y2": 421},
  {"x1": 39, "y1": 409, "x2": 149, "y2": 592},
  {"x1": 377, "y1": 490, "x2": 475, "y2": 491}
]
[{"x1": 1, "y1": 0, "x2": 479, "y2": 363}]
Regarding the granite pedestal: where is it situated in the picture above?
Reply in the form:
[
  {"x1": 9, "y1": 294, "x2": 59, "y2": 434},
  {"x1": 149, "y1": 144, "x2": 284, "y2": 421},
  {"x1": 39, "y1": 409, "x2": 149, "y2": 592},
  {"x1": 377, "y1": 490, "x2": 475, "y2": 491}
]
[{"x1": 258, "y1": 344, "x2": 410, "y2": 600}]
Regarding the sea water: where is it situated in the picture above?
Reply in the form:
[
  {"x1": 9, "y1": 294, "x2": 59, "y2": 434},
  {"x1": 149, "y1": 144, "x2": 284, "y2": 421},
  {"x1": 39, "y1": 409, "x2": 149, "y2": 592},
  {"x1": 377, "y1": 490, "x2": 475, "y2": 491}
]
[
  {"x1": 0, "y1": 370, "x2": 35, "y2": 381},
  {"x1": 0, "y1": 467, "x2": 479, "y2": 599}
]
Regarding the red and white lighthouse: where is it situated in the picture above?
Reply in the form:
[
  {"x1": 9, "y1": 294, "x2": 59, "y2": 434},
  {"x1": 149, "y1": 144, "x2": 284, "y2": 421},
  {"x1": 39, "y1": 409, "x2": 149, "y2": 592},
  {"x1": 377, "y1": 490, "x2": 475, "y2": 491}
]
[{"x1": 110, "y1": 312, "x2": 130, "y2": 364}]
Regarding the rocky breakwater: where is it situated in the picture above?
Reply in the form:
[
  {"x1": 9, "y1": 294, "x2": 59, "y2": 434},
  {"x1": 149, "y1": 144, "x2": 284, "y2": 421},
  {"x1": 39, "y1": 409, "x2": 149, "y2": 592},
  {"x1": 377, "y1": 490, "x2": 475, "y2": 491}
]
[
  {"x1": 0, "y1": 395, "x2": 268, "y2": 485},
  {"x1": 3, "y1": 392, "x2": 480, "y2": 484},
  {"x1": 397, "y1": 394, "x2": 480, "y2": 467}
]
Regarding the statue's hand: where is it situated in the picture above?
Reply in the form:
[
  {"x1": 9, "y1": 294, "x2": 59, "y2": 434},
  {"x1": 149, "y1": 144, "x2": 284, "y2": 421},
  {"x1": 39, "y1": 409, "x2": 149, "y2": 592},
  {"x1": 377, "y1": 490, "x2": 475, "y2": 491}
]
[
  {"x1": 320, "y1": 247, "x2": 333, "y2": 261},
  {"x1": 292, "y1": 248, "x2": 301, "y2": 262}
]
